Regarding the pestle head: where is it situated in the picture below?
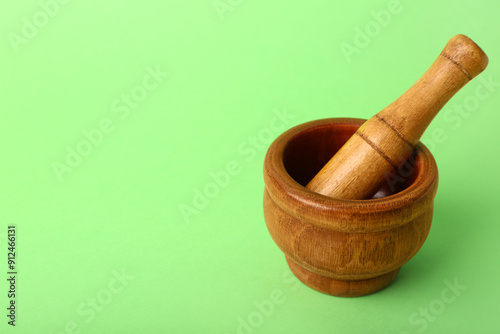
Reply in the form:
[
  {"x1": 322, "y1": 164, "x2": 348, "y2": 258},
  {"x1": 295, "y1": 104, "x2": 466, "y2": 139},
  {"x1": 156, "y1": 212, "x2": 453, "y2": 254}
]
[
  {"x1": 442, "y1": 34, "x2": 488, "y2": 80},
  {"x1": 306, "y1": 34, "x2": 488, "y2": 200}
]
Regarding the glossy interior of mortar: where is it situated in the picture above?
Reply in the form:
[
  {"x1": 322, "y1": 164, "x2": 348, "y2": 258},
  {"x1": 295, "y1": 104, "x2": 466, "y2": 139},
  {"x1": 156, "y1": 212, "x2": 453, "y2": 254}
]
[{"x1": 282, "y1": 121, "x2": 419, "y2": 199}]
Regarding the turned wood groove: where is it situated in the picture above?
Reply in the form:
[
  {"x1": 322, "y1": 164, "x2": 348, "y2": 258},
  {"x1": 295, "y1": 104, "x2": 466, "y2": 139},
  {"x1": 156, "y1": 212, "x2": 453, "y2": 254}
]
[
  {"x1": 374, "y1": 115, "x2": 413, "y2": 149},
  {"x1": 440, "y1": 52, "x2": 471, "y2": 80},
  {"x1": 354, "y1": 132, "x2": 398, "y2": 170}
]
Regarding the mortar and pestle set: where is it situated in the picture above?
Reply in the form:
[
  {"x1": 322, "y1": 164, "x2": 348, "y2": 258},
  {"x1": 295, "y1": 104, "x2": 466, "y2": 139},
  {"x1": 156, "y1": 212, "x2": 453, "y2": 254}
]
[{"x1": 263, "y1": 35, "x2": 488, "y2": 297}]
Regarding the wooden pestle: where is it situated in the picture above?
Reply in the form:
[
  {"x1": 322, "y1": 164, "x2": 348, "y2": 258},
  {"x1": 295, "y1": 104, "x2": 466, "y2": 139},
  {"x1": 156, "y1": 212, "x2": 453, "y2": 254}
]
[{"x1": 306, "y1": 34, "x2": 488, "y2": 199}]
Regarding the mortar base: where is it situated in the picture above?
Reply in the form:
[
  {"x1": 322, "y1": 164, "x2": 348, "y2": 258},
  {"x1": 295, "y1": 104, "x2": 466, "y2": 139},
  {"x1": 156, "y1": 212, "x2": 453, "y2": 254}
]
[{"x1": 286, "y1": 257, "x2": 400, "y2": 297}]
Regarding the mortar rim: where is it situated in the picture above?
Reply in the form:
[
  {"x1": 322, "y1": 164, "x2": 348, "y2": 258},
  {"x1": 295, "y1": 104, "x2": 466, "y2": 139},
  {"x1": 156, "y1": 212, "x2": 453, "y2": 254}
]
[{"x1": 263, "y1": 118, "x2": 439, "y2": 233}]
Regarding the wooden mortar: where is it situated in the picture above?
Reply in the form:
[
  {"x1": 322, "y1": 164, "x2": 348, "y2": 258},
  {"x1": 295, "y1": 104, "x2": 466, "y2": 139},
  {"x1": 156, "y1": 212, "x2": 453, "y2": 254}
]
[{"x1": 263, "y1": 118, "x2": 438, "y2": 297}]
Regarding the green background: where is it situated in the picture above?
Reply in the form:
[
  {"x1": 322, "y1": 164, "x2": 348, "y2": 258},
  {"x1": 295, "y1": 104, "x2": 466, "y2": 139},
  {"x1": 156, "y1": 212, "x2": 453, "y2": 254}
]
[{"x1": 1, "y1": 0, "x2": 499, "y2": 333}]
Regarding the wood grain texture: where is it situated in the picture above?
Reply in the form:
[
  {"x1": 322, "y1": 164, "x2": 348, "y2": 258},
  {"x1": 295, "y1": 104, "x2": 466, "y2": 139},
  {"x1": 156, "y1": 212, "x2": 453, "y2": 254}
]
[
  {"x1": 263, "y1": 119, "x2": 438, "y2": 297},
  {"x1": 306, "y1": 34, "x2": 488, "y2": 199}
]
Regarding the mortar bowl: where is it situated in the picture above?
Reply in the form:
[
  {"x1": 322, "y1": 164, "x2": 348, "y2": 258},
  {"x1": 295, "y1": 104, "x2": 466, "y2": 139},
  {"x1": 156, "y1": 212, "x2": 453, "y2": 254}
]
[{"x1": 263, "y1": 118, "x2": 438, "y2": 297}]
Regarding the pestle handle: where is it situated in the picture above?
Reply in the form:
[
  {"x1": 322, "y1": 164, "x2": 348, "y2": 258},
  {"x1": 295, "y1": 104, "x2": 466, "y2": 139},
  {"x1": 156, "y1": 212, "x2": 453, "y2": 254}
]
[
  {"x1": 377, "y1": 34, "x2": 488, "y2": 144},
  {"x1": 306, "y1": 34, "x2": 488, "y2": 199}
]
